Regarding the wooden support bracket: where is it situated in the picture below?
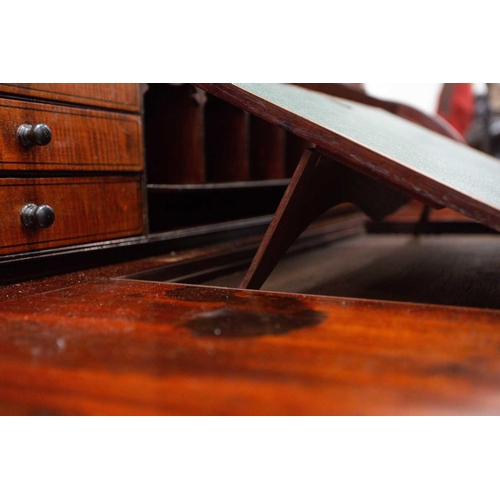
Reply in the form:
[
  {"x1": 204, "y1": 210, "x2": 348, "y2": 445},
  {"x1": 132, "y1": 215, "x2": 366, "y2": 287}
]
[{"x1": 240, "y1": 149, "x2": 409, "y2": 290}]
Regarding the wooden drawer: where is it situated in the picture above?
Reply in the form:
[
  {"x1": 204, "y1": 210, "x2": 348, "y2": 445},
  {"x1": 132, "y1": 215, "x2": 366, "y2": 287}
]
[
  {"x1": 0, "y1": 97, "x2": 143, "y2": 172},
  {"x1": 0, "y1": 84, "x2": 141, "y2": 112},
  {"x1": 0, "y1": 177, "x2": 143, "y2": 255}
]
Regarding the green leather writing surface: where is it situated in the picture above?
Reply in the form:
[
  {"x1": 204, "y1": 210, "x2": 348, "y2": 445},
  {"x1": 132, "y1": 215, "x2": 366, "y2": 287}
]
[{"x1": 238, "y1": 84, "x2": 500, "y2": 207}]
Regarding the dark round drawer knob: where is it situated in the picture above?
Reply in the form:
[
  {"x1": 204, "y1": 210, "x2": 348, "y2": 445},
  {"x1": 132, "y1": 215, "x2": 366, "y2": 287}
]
[
  {"x1": 17, "y1": 123, "x2": 52, "y2": 148},
  {"x1": 21, "y1": 204, "x2": 55, "y2": 229}
]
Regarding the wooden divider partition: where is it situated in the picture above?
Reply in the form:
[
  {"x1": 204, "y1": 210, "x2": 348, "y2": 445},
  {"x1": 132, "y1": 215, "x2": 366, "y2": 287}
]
[
  {"x1": 205, "y1": 96, "x2": 250, "y2": 182},
  {"x1": 145, "y1": 84, "x2": 206, "y2": 184},
  {"x1": 250, "y1": 116, "x2": 286, "y2": 180},
  {"x1": 145, "y1": 84, "x2": 311, "y2": 185}
]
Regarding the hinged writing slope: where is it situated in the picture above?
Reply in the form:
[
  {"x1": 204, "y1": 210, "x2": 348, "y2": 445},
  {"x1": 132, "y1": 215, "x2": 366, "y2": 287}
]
[
  {"x1": 196, "y1": 83, "x2": 500, "y2": 228},
  {"x1": 195, "y1": 83, "x2": 500, "y2": 289}
]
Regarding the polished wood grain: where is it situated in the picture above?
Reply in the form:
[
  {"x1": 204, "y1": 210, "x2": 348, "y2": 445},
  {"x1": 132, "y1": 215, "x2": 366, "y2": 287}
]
[
  {"x1": 0, "y1": 235, "x2": 270, "y2": 301},
  {"x1": 0, "y1": 97, "x2": 143, "y2": 171},
  {"x1": 0, "y1": 176, "x2": 143, "y2": 255},
  {"x1": 1, "y1": 277, "x2": 500, "y2": 415},
  {"x1": 0, "y1": 84, "x2": 141, "y2": 112}
]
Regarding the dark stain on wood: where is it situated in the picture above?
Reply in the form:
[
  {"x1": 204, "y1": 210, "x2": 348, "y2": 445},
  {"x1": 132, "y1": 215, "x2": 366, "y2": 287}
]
[
  {"x1": 187, "y1": 306, "x2": 326, "y2": 338},
  {"x1": 164, "y1": 285, "x2": 327, "y2": 337}
]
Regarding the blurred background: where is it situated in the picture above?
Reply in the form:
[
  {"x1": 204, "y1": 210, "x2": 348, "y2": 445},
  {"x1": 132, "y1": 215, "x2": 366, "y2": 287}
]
[{"x1": 366, "y1": 83, "x2": 500, "y2": 157}]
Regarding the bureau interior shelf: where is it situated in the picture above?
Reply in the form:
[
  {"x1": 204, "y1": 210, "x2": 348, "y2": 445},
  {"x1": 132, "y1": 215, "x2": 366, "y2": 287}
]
[
  {"x1": 147, "y1": 179, "x2": 289, "y2": 193},
  {"x1": 147, "y1": 179, "x2": 293, "y2": 232}
]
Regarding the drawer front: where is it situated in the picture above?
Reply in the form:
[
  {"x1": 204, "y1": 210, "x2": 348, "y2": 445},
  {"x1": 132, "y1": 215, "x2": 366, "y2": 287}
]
[
  {"x1": 0, "y1": 98, "x2": 143, "y2": 172},
  {"x1": 0, "y1": 177, "x2": 143, "y2": 255},
  {"x1": 0, "y1": 84, "x2": 141, "y2": 112}
]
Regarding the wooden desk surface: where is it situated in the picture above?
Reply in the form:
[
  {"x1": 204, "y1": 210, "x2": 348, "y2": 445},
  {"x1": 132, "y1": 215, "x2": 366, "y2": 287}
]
[
  {"x1": 1, "y1": 247, "x2": 500, "y2": 415},
  {"x1": 196, "y1": 83, "x2": 500, "y2": 231}
]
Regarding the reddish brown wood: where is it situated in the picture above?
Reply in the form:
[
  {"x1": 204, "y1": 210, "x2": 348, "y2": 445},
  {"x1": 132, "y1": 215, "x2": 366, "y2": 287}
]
[
  {"x1": 145, "y1": 84, "x2": 206, "y2": 184},
  {"x1": 205, "y1": 96, "x2": 250, "y2": 182},
  {"x1": 0, "y1": 277, "x2": 500, "y2": 415},
  {"x1": 241, "y1": 150, "x2": 407, "y2": 289},
  {"x1": 1, "y1": 83, "x2": 498, "y2": 417},
  {"x1": 0, "y1": 84, "x2": 141, "y2": 112},
  {"x1": 385, "y1": 201, "x2": 476, "y2": 223},
  {"x1": 365, "y1": 200, "x2": 491, "y2": 234},
  {"x1": 0, "y1": 97, "x2": 143, "y2": 171},
  {"x1": 0, "y1": 236, "x2": 264, "y2": 301},
  {"x1": 0, "y1": 209, "x2": 361, "y2": 298},
  {"x1": 250, "y1": 116, "x2": 286, "y2": 179},
  {"x1": 0, "y1": 177, "x2": 143, "y2": 255}
]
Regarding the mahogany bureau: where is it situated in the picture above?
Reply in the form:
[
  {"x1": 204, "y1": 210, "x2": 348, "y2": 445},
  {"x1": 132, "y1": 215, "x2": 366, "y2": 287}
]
[
  {"x1": 2, "y1": 83, "x2": 500, "y2": 416},
  {"x1": 0, "y1": 84, "x2": 145, "y2": 257}
]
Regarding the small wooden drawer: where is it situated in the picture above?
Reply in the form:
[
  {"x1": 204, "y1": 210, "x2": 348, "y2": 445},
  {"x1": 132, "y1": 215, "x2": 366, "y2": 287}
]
[
  {"x1": 0, "y1": 84, "x2": 141, "y2": 112},
  {"x1": 0, "y1": 177, "x2": 143, "y2": 255},
  {"x1": 0, "y1": 97, "x2": 143, "y2": 172}
]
